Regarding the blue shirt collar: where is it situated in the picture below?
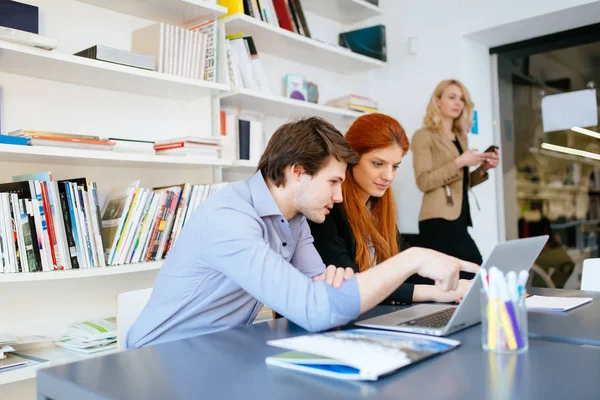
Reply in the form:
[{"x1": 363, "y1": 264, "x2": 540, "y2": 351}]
[
  {"x1": 249, "y1": 171, "x2": 305, "y2": 225},
  {"x1": 249, "y1": 171, "x2": 285, "y2": 218}
]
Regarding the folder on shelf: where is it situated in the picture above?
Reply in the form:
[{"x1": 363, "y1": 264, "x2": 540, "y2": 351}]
[{"x1": 339, "y1": 25, "x2": 386, "y2": 62}]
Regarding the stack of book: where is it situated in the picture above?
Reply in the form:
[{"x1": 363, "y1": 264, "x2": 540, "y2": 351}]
[
  {"x1": 101, "y1": 180, "x2": 228, "y2": 266},
  {"x1": 0, "y1": 335, "x2": 49, "y2": 374},
  {"x1": 0, "y1": 26, "x2": 57, "y2": 50},
  {"x1": 55, "y1": 318, "x2": 117, "y2": 354},
  {"x1": 154, "y1": 136, "x2": 222, "y2": 158},
  {"x1": 221, "y1": 0, "x2": 311, "y2": 38},
  {"x1": 326, "y1": 94, "x2": 378, "y2": 114},
  {"x1": 8, "y1": 129, "x2": 115, "y2": 151},
  {"x1": 226, "y1": 35, "x2": 270, "y2": 93},
  {"x1": 0, "y1": 173, "x2": 105, "y2": 274},
  {"x1": 131, "y1": 19, "x2": 217, "y2": 81}
]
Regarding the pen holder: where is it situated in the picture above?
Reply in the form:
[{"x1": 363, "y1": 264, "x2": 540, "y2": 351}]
[{"x1": 481, "y1": 289, "x2": 528, "y2": 353}]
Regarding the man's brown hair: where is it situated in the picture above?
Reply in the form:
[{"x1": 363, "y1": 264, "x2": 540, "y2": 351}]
[{"x1": 257, "y1": 117, "x2": 359, "y2": 187}]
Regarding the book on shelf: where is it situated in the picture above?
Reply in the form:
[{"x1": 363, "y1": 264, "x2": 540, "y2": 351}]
[
  {"x1": 266, "y1": 329, "x2": 460, "y2": 381},
  {"x1": 339, "y1": 25, "x2": 386, "y2": 62},
  {"x1": 74, "y1": 45, "x2": 155, "y2": 71},
  {"x1": 0, "y1": 352, "x2": 48, "y2": 374},
  {"x1": 0, "y1": 175, "x2": 106, "y2": 273},
  {"x1": 0, "y1": 1, "x2": 39, "y2": 35},
  {"x1": 109, "y1": 138, "x2": 155, "y2": 154},
  {"x1": 0, "y1": 135, "x2": 29, "y2": 146},
  {"x1": 221, "y1": 0, "x2": 311, "y2": 38},
  {"x1": 326, "y1": 94, "x2": 379, "y2": 113},
  {"x1": 132, "y1": 19, "x2": 218, "y2": 82},
  {"x1": 153, "y1": 136, "x2": 222, "y2": 158},
  {"x1": 226, "y1": 35, "x2": 270, "y2": 93},
  {"x1": 9, "y1": 129, "x2": 101, "y2": 141},
  {"x1": 0, "y1": 26, "x2": 57, "y2": 50},
  {"x1": 220, "y1": 110, "x2": 264, "y2": 163}
]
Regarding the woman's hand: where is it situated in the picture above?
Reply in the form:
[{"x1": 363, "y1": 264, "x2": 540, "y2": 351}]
[
  {"x1": 481, "y1": 150, "x2": 500, "y2": 171},
  {"x1": 313, "y1": 265, "x2": 354, "y2": 288},
  {"x1": 456, "y1": 149, "x2": 487, "y2": 168}
]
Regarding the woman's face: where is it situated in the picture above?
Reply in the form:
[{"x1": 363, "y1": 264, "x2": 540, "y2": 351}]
[
  {"x1": 352, "y1": 145, "x2": 405, "y2": 201},
  {"x1": 437, "y1": 84, "x2": 465, "y2": 120}
]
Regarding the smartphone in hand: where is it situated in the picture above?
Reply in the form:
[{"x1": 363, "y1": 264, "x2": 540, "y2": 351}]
[{"x1": 484, "y1": 145, "x2": 499, "y2": 153}]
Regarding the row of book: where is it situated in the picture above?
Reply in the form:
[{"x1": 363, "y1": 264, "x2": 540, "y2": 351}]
[
  {"x1": 226, "y1": 35, "x2": 270, "y2": 93},
  {"x1": 0, "y1": 172, "x2": 228, "y2": 274},
  {"x1": 101, "y1": 180, "x2": 228, "y2": 266},
  {"x1": 0, "y1": 173, "x2": 103, "y2": 273},
  {"x1": 221, "y1": 0, "x2": 311, "y2": 38},
  {"x1": 132, "y1": 19, "x2": 218, "y2": 81}
]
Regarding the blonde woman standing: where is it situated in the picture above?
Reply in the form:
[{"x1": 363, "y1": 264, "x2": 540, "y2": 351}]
[{"x1": 412, "y1": 79, "x2": 499, "y2": 266}]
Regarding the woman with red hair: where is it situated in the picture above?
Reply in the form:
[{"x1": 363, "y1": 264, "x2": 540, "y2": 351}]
[{"x1": 309, "y1": 113, "x2": 471, "y2": 305}]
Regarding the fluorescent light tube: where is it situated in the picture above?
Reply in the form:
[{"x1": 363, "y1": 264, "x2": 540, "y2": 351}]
[
  {"x1": 571, "y1": 126, "x2": 600, "y2": 139},
  {"x1": 541, "y1": 143, "x2": 600, "y2": 161}
]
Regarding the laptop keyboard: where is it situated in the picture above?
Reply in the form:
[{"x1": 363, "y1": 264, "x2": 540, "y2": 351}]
[{"x1": 397, "y1": 307, "x2": 456, "y2": 329}]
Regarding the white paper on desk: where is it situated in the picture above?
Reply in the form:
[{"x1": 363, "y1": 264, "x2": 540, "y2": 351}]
[{"x1": 526, "y1": 295, "x2": 593, "y2": 311}]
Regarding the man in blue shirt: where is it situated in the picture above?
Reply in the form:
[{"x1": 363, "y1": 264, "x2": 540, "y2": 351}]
[{"x1": 127, "y1": 117, "x2": 478, "y2": 348}]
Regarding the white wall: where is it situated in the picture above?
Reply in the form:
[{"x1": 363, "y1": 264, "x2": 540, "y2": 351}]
[{"x1": 371, "y1": 0, "x2": 600, "y2": 258}]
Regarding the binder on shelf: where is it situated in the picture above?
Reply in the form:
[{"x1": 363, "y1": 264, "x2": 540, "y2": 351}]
[{"x1": 339, "y1": 25, "x2": 386, "y2": 62}]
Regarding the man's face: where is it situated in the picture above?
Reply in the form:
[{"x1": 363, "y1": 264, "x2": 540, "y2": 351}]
[{"x1": 293, "y1": 157, "x2": 346, "y2": 223}]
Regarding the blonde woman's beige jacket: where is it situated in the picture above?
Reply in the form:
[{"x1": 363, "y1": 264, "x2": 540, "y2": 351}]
[{"x1": 412, "y1": 127, "x2": 488, "y2": 223}]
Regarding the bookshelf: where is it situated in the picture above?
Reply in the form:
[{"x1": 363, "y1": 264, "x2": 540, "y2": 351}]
[
  {"x1": 221, "y1": 13, "x2": 386, "y2": 73},
  {"x1": 300, "y1": 0, "x2": 382, "y2": 24},
  {"x1": 0, "y1": 41, "x2": 229, "y2": 100},
  {"x1": 220, "y1": 89, "x2": 363, "y2": 122},
  {"x1": 75, "y1": 0, "x2": 228, "y2": 26},
  {"x1": 226, "y1": 160, "x2": 259, "y2": 169},
  {"x1": 0, "y1": 144, "x2": 231, "y2": 169},
  {"x1": 0, "y1": 261, "x2": 163, "y2": 283}
]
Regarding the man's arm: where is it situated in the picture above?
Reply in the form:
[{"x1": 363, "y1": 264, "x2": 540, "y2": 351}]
[
  {"x1": 355, "y1": 247, "x2": 479, "y2": 313},
  {"x1": 200, "y1": 209, "x2": 360, "y2": 332}
]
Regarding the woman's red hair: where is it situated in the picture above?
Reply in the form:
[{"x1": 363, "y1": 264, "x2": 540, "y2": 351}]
[{"x1": 343, "y1": 113, "x2": 410, "y2": 272}]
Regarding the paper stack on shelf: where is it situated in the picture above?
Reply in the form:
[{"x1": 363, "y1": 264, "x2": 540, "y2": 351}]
[{"x1": 55, "y1": 318, "x2": 117, "y2": 354}]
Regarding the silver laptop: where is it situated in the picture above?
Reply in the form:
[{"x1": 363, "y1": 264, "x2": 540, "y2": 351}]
[{"x1": 355, "y1": 236, "x2": 549, "y2": 336}]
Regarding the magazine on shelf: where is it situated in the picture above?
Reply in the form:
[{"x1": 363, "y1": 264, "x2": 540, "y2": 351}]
[{"x1": 266, "y1": 329, "x2": 460, "y2": 381}]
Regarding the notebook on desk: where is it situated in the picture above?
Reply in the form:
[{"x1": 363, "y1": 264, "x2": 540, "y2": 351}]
[
  {"x1": 356, "y1": 236, "x2": 548, "y2": 336},
  {"x1": 266, "y1": 329, "x2": 460, "y2": 381}
]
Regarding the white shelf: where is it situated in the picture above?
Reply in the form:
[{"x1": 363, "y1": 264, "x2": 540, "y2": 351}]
[
  {"x1": 0, "y1": 261, "x2": 163, "y2": 283},
  {"x1": 232, "y1": 160, "x2": 259, "y2": 168},
  {"x1": 0, "y1": 346, "x2": 116, "y2": 386},
  {"x1": 76, "y1": 0, "x2": 227, "y2": 26},
  {"x1": 220, "y1": 89, "x2": 363, "y2": 121},
  {"x1": 221, "y1": 14, "x2": 385, "y2": 73},
  {"x1": 300, "y1": 0, "x2": 382, "y2": 24},
  {"x1": 0, "y1": 41, "x2": 229, "y2": 99},
  {"x1": 0, "y1": 144, "x2": 231, "y2": 169}
]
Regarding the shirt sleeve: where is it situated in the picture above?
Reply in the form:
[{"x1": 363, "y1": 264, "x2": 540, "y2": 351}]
[
  {"x1": 199, "y1": 207, "x2": 361, "y2": 332},
  {"x1": 290, "y1": 221, "x2": 326, "y2": 278}
]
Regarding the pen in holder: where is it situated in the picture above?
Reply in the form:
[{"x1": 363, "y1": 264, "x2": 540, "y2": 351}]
[{"x1": 480, "y1": 268, "x2": 529, "y2": 353}]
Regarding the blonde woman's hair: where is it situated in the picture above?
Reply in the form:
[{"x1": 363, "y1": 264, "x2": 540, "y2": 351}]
[{"x1": 423, "y1": 79, "x2": 474, "y2": 134}]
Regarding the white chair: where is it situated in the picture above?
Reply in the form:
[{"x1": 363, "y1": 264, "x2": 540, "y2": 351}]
[
  {"x1": 581, "y1": 258, "x2": 600, "y2": 292},
  {"x1": 116, "y1": 288, "x2": 153, "y2": 352}
]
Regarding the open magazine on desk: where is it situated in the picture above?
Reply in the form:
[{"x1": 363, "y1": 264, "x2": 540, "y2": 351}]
[{"x1": 266, "y1": 329, "x2": 460, "y2": 381}]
